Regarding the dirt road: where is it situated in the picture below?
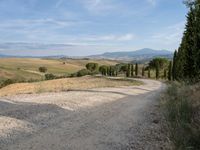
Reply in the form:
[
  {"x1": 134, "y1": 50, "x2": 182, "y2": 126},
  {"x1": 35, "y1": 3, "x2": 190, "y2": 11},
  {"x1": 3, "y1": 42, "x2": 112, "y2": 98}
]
[{"x1": 0, "y1": 79, "x2": 167, "y2": 150}]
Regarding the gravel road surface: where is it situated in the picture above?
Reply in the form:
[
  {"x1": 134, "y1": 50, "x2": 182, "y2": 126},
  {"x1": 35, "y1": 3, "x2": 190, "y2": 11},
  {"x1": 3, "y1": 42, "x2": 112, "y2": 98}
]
[{"x1": 0, "y1": 79, "x2": 169, "y2": 150}]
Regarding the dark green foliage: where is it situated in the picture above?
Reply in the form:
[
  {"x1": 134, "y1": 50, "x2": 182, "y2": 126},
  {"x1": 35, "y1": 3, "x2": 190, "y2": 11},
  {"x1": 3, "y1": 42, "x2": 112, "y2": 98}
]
[
  {"x1": 114, "y1": 64, "x2": 122, "y2": 76},
  {"x1": 45, "y1": 73, "x2": 56, "y2": 80},
  {"x1": 86, "y1": 63, "x2": 99, "y2": 72},
  {"x1": 149, "y1": 57, "x2": 169, "y2": 79},
  {"x1": 126, "y1": 64, "x2": 131, "y2": 77},
  {"x1": 168, "y1": 61, "x2": 172, "y2": 81},
  {"x1": 149, "y1": 57, "x2": 169, "y2": 70},
  {"x1": 183, "y1": 8, "x2": 196, "y2": 79},
  {"x1": 39, "y1": 67, "x2": 47, "y2": 73},
  {"x1": 99, "y1": 65, "x2": 108, "y2": 76},
  {"x1": 173, "y1": 0, "x2": 200, "y2": 81},
  {"x1": 135, "y1": 63, "x2": 138, "y2": 76},
  {"x1": 109, "y1": 66, "x2": 112, "y2": 76},
  {"x1": 131, "y1": 64, "x2": 134, "y2": 77},
  {"x1": 193, "y1": 0, "x2": 200, "y2": 79},
  {"x1": 77, "y1": 69, "x2": 91, "y2": 77},
  {"x1": 109, "y1": 66, "x2": 117, "y2": 76},
  {"x1": 120, "y1": 64, "x2": 128, "y2": 73}
]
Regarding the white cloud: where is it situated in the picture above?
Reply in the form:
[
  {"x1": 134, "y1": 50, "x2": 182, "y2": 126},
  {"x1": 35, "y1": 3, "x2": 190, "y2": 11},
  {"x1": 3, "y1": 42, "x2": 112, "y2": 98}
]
[
  {"x1": 118, "y1": 34, "x2": 134, "y2": 41},
  {"x1": 82, "y1": 33, "x2": 135, "y2": 42},
  {"x1": 0, "y1": 18, "x2": 85, "y2": 43},
  {"x1": 0, "y1": 19, "x2": 76, "y2": 29}
]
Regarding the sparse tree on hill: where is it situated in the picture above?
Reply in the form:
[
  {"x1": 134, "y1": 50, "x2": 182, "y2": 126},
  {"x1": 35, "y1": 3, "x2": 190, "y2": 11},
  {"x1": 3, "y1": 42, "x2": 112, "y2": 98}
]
[
  {"x1": 39, "y1": 67, "x2": 47, "y2": 73},
  {"x1": 86, "y1": 63, "x2": 99, "y2": 72}
]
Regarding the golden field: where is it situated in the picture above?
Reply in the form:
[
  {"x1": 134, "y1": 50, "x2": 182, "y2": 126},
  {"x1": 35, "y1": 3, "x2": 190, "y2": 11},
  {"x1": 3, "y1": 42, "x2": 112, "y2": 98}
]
[
  {"x1": 0, "y1": 58, "x2": 119, "y2": 81},
  {"x1": 0, "y1": 76, "x2": 141, "y2": 96}
]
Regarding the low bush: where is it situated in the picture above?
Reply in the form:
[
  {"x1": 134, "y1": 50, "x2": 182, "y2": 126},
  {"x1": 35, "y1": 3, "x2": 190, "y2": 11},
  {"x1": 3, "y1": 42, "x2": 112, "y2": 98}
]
[
  {"x1": 45, "y1": 73, "x2": 56, "y2": 80},
  {"x1": 69, "y1": 73, "x2": 77, "y2": 77},
  {"x1": 77, "y1": 69, "x2": 91, "y2": 77}
]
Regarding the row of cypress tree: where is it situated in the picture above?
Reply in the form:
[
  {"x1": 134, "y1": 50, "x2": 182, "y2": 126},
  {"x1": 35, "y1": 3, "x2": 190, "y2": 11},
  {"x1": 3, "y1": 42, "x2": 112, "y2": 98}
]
[
  {"x1": 172, "y1": 0, "x2": 200, "y2": 82},
  {"x1": 126, "y1": 63, "x2": 138, "y2": 77}
]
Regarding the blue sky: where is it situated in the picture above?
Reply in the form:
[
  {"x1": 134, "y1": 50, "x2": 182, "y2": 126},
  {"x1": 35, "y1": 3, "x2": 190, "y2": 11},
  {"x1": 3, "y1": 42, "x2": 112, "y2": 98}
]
[{"x1": 0, "y1": 0, "x2": 188, "y2": 56}]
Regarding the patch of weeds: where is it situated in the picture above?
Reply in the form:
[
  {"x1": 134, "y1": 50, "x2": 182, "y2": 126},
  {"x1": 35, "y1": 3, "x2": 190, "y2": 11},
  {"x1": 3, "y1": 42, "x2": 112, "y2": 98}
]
[{"x1": 162, "y1": 83, "x2": 200, "y2": 150}]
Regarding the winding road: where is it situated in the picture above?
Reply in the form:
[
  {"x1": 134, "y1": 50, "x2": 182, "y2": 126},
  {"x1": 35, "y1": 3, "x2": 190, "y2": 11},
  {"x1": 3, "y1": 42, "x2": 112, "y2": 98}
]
[{"x1": 0, "y1": 79, "x2": 166, "y2": 150}]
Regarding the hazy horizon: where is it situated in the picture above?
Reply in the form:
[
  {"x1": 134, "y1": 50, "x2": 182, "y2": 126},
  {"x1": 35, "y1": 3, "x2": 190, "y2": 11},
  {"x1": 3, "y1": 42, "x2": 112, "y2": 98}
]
[{"x1": 0, "y1": 44, "x2": 172, "y2": 57}]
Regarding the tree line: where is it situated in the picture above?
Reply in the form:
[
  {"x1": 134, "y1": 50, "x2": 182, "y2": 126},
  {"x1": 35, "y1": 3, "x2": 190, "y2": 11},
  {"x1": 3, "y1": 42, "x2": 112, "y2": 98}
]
[
  {"x1": 83, "y1": 58, "x2": 173, "y2": 80},
  {"x1": 172, "y1": 0, "x2": 200, "y2": 82}
]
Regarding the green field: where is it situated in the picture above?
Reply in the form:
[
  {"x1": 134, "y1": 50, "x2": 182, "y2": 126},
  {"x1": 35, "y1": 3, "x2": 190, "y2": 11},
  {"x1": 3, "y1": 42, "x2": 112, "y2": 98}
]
[{"x1": 0, "y1": 58, "x2": 119, "y2": 82}]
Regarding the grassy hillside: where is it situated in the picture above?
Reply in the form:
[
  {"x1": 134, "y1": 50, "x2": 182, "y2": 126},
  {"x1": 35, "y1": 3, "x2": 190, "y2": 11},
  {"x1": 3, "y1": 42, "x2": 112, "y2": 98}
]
[{"x1": 0, "y1": 58, "x2": 118, "y2": 81}]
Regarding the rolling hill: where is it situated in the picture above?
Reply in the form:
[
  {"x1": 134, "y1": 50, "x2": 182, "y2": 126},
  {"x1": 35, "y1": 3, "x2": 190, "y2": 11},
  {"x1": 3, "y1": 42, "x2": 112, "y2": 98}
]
[
  {"x1": 0, "y1": 58, "x2": 118, "y2": 81},
  {"x1": 89, "y1": 48, "x2": 173, "y2": 61}
]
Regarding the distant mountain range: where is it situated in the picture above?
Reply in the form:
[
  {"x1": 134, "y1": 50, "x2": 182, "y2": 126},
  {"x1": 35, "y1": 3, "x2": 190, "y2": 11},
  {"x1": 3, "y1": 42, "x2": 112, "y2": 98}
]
[
  {"x1": 88, "y1": 48, "x2": 173, "y2": 61},
  {"x1": 0, "y1": 48, "x2": 173, "y2": 62}
]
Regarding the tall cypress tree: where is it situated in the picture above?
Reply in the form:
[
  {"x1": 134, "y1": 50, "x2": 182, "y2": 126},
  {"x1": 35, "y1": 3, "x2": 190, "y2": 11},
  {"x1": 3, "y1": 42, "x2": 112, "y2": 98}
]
[
  {"x1": 171, "y1": 0, "x2": 200, "y2": 81},
  {"x1": 175, "y1": 37, "x2": 187, "y2": 80},
  {"x1": 128, "y1": 64, "x2": 131, "y2": 77},
  {"x1": 142, "y1": 66, "x2": 145, "y2": 76},
  {"x1": 184, "y1": 7, "x2": 196, "y2": 79},
  {"x1": 109, "y1": 66, "x2": 112, "y2": 76},
  {"x1": 126, "y1": 64, "x2": 129, "y2": 77},
  {"x1": 135, "y1": 63, "x2": 138, "y2": 76},
  {"x1": 193, "y1": 0, "x2": 200, "y2": 79},
  {"x1": 131, "y1": 64, "x2": 134, "y2": 77}
]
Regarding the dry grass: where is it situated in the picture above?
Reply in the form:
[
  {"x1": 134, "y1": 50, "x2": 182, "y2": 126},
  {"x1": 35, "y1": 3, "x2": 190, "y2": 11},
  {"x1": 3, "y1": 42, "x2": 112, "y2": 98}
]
[
  {"x1": 162, "y1": 82, "x2": 200, "y2": 150},
  {"x1": 0, "y1": 76, "x2": 141, "y2": 96},
  {"x1": 0, "y1": 58, "x2": 119, "y2": 81}
]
